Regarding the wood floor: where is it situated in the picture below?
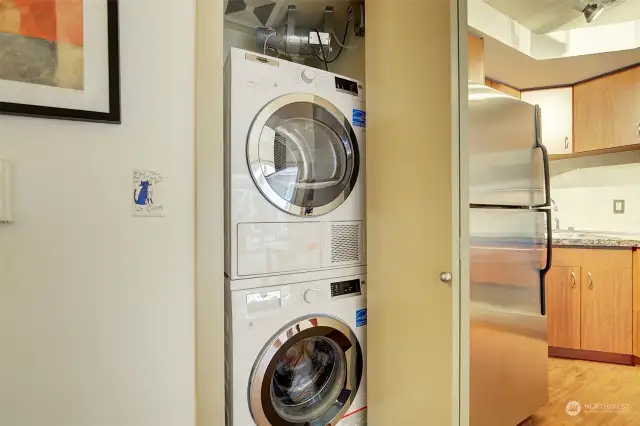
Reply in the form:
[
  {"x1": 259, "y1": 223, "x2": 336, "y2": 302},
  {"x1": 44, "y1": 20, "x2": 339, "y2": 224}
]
[{"x1": 528, "y1": 357, "x2": 640, "y2": 425}]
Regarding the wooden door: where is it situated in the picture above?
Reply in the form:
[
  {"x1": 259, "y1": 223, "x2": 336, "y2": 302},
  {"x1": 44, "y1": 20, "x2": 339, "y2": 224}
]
[
  {"x1": 521, "y1": 88, "x2": 573, "y2": 155},
  {"x1": 468, "y1": 34, "x2": 484, "y2": 83},
  {"x1": 581, "y1": 250, "x2": 633, "y2": 354},
  {"x1": 366, "y1": 1, "x2": 459, "y2": 425},
  {"x1": 574, "y1": 66, "x2": 640, "y2": 152},
  {"x1": 545, "y1": 266, "x2": 581, "y2": 349}
]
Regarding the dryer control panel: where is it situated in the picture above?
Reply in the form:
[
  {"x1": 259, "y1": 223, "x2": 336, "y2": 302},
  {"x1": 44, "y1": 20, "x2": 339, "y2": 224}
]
[{"x1": 330, "y1": 278, "x2": 362, "y2": 298}]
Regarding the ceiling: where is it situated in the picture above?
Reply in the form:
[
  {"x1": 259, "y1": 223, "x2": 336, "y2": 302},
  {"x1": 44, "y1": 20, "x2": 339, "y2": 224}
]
[
  {"x1": 476, "y1": 0, "x2": 640, "y2": 88},
  {"x1": 483, "y1": 34, "x2": 640, "y2": 89},
  {"x1": 483, "y1": 0, "x2": 640, "y2": 33}
]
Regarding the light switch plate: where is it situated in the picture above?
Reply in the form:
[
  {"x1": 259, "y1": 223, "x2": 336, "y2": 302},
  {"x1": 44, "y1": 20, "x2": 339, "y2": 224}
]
[{"x1": 614, "y1": 199, "x2": 625, "y2": 214}]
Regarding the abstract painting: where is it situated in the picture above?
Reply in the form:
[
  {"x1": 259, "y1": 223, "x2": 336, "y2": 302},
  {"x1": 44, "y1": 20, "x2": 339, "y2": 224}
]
[
  {"x1": 0, "y1": 0, "x2": 84, "y2": 89},
  {"x1": 0, "y1": 0, "x2": 120, "y2": 123}
]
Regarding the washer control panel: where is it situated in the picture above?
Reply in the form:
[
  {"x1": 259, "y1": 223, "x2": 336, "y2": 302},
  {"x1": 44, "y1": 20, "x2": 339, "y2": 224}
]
[
  {"x1": 331, "y1": 279, "x2": 362, "y2": 298},
  {"x1": 335, "y1": 76, "x2": 359, "y2": 96}
]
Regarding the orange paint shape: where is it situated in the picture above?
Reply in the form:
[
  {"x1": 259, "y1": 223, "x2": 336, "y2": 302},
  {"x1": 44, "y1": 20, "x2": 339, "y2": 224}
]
[
  {"x1": 14, "y1": 0, "x2": 57, "y2": 42},
  {"x1": 56, "y1": 0, "x2": 83, "y2": 47}
]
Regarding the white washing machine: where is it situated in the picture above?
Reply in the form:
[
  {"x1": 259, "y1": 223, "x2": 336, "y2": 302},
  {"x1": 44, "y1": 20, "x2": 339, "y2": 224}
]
[
  {"x1": 224, "y1": 48, "x2": 366, "y2": 281},
  {"x1": 225, "y1": 271, "x2": 367, "y2": 426}
]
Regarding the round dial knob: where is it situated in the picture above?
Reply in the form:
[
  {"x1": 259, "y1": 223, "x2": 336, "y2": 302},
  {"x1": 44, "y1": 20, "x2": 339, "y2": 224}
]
[
  {"x1": 301, "y1": 68, "x2": 316, "y2": 83},
  {"x1": 303, "y1": 289, "x2": 317, "y2": 304}
]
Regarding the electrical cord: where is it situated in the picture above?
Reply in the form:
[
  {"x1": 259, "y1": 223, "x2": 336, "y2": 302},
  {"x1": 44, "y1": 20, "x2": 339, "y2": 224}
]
[
  {"x1": 264, "y1": 32, "x2": 275, "y2": 55},
  {"x1": 332, "y1": 30, "x2": 359, "y2": 49},
  {"x1": 312, "y1": 17, "x2": 352, "y2": 66},
  {"x1": 314, "y1": 29, "x2": 329, "y2": 71}
]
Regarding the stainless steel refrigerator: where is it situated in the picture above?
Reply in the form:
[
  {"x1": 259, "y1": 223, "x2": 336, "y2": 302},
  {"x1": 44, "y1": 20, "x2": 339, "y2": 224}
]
[{"x1": 468, "y1": 82, "x2": 552, "y2": 426}]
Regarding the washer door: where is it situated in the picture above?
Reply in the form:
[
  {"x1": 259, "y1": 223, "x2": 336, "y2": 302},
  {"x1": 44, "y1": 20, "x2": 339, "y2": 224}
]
[
  {"x1": 249, "y1": 316, "x2": 363, "y2": 426},
  {"x1": 247, "y1": 94, "x2": 360, "y2": 217}
]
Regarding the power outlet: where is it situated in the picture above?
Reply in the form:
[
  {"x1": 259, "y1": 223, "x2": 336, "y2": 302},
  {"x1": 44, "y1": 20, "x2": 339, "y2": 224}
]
[{"x1": 614, "y1": 199, "x2": 625, "y2": 214}]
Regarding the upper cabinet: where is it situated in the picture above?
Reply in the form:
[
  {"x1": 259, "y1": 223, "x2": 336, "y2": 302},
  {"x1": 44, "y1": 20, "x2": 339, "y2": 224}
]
[
  {"x1": 488, "y1": 81, "x2": 520, "y2": 99},
  {"x1": 522, "y1": 88, "x2": 573, "y2": 155},
  {"x1": 468, "y1": 35, "x2": 484, "y2": 83},
  {"x1": 574, "y1": 66, "x2": 640, "y2": 153}
]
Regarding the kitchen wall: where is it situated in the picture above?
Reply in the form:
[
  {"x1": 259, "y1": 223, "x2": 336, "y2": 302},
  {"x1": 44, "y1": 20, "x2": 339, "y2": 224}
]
[
  {"x1": 0, "y1": 0, "x2": 197, "y2": 425},
  {"x1": 551, "y1": 151, "x2": 640, "y2": 235}
]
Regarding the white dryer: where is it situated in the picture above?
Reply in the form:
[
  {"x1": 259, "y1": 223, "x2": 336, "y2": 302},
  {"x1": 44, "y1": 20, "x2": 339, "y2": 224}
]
[
  {"x1": 225, "y1": 271, "x2": 367, "y2": 426},
  {"x1": 224, "y1": 48, "x2": 366, "y2": 281}
]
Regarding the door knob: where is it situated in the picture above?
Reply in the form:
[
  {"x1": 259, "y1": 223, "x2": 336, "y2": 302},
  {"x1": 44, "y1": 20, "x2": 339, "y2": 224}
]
[{"x1": 440, "y1": 272, "x2": 452, "y2": 283}]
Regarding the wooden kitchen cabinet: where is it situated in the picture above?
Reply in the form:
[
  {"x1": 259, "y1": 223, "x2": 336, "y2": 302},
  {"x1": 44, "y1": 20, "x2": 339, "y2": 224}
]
[
  {"x1": 548, "y1": 248, "x2": 633, "y2": 360},
  {"x1": 574, "y1": 65, "x2": 640, "y2": 153},
  {"x1": 486, "y1": 79, "x2": 521, "y2": 98},
  {"x1": 545, "y1": 266, "x2": 581, "y2": 349},
  {"x1": 581, "y1": 250, "x2": 633, "y2": 355},
  {"x1": 522, "y1": 87, "x2": 573, "y2": 155},
  {"x1": 468, "y1": 34, "x2": 484, "y2": 83}
]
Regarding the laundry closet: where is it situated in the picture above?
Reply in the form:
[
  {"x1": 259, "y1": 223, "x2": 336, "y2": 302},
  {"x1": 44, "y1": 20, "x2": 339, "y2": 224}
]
[{"x1": 217, "y1": 1, "x2": 460, "y2": 425}]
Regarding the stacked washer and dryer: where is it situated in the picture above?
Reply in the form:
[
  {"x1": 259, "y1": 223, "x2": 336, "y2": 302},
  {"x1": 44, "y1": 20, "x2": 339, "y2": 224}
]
[{"x1": 224, "y1": 47, "x2": 368, "y2": 426}]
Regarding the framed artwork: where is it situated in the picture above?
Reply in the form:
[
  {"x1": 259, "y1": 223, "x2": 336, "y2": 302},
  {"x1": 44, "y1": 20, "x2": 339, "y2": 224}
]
[{"x1": 0, "y1": 0, "x2": 120, "y2": 123}]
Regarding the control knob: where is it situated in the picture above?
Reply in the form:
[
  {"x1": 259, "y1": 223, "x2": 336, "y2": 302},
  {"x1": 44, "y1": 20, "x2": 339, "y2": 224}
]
[
  {"x1": 301, "y1": 68, "x2": 316, "y2": 83},
  {"x1": 303, "y1": 289, "x2": 318, "y2": 304}
]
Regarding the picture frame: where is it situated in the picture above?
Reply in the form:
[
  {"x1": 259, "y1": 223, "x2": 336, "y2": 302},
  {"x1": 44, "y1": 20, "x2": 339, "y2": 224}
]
[{"x1": 0, "y1": 0, "x2": 121, "y2": 124}]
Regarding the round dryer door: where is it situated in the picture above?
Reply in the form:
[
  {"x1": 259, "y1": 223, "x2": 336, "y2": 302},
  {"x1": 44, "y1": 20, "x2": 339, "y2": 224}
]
[
  {"x1": 247, "y1": 93, "x2": 360, "y2": 217},
  {"x1": 249, "y1": 315, "x2": 363, "y2": 426}
]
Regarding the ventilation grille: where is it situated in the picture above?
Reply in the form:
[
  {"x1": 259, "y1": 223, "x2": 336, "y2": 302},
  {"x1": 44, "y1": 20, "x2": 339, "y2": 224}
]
[
  {"x1": 274, "y1": 134, "x2": 287, "y2": 171},
  {"x1": 331, "y1": 224, "x2": 361, "y2": 264}
]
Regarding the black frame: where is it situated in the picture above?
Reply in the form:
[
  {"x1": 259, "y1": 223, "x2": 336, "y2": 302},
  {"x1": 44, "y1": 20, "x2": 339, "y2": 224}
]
[{"x1": 0, "y1": 0, "x2": 121, "y2": 124}]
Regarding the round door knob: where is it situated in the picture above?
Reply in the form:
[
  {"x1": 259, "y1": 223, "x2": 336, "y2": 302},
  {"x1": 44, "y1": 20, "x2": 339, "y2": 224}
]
[
  {"x1": 301, "y1": 68, "x2": 316, "y2": 83},
  {"x1": 303, "y1": 289, "x2": 317, "y2": 304},
  {"x1": 440, "y1": 272, "x2": 453, "y2": 283}
]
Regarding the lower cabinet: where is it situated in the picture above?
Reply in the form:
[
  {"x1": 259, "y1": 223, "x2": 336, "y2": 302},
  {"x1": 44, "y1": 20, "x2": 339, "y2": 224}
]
[
  {"x1": 547, "y1": 248, "x2": 633, "y2": 357},
  {"x1": 545, "y1": 266, "x2": 581, "y2": 349}
]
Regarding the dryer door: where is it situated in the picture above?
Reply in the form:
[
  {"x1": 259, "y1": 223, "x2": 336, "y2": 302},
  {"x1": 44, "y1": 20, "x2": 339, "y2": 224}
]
[
  {"x1": 249, "y1": 315, "x2": 363, "y2": 426},
  {"x1": 247, "y1": 93, "x2": 360, "y2": 217}
]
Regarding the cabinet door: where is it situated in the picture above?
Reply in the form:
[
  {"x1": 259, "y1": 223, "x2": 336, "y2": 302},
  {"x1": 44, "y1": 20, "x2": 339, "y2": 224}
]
[
  {"x1": 545, "y1": 266, "x2": 581, "y2": 349},
  {"x1": 468, "y1": 34, "x2": 484, "y2": 83},
  {"x1": 581, "y1": 250, "x2": 633, "y2": 354},
  {"x1": 521, "y1": 88, "x2": 573, "y2": 155},
  {"x1": 574, "y1": 66, "x2": 640, "y2": 152}
]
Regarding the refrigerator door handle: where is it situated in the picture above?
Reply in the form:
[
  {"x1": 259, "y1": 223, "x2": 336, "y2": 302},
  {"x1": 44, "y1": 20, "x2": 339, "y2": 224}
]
[
  {"x1": 534, "y1": 105, "x2": 551, "y2": 208},
  {"x1": 539, "y1": 208, "x2": 552, "y2": 316}
]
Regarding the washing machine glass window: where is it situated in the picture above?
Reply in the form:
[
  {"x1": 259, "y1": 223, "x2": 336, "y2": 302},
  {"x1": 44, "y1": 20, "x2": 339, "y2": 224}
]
[
  {"x1": 248, "y1": 94, "x2": 360, "y2": 217},
  {"x1": 271, "y1": 336, "x2": 346, "y2": 423},
  {"x1": 249, "y1": 315, "x2": 363, "y2": 426}
]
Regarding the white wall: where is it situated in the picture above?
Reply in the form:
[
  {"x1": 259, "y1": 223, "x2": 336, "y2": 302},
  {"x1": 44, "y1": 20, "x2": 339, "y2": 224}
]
[
  {"x1": 0, "y1": 0, "x2": 196, "y2": 425},
  {"x1": 551, "y1": 152, "x2": 640, "y2": 235}
]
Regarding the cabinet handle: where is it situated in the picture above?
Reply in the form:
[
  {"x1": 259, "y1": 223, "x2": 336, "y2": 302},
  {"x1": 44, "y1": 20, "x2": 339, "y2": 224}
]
[
  {"x1": 588, "y1": 272, "x2": 593, "y2": 289},
  {"x1": 571, "y1": 271, "x2": 576, "y2": 288},
  {"x1": 565, "y1": 136, "x2": 569, "y2": 150}
]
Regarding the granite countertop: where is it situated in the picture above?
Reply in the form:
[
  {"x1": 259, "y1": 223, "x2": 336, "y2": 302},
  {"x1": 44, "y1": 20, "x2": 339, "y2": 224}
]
[{"x1": 552, "y1": 234, "x2": 640, "y2": 248}]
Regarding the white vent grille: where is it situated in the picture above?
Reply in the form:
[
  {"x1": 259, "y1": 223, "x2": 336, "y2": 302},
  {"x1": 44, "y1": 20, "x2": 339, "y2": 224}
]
[{"x1": 331, "y1": 224, "x2": 361, "y2": 264}]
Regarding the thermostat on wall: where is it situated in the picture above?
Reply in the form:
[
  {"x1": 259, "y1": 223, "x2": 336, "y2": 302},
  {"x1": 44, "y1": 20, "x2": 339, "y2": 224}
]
[{"x1": 0, "y1": 160, "x2": 12, "y2": 223}]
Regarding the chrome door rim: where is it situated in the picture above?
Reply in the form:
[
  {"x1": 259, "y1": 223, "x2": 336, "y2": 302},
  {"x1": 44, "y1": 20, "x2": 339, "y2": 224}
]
[
  {"x1": 247, "y1": 93, "x2": 360, "y2": 217},
  {"x1": 248, "y1": 315, "x2": 363, "y2": 426}
]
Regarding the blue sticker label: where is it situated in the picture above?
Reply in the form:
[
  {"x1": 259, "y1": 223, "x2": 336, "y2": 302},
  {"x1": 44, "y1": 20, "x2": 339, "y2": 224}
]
[
  {"x1": 356, "y1": 309, "x2": 367, "y2": 327},
  {"x1": 353, "y1": 109, "x2": 366, "y2": 128}
]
